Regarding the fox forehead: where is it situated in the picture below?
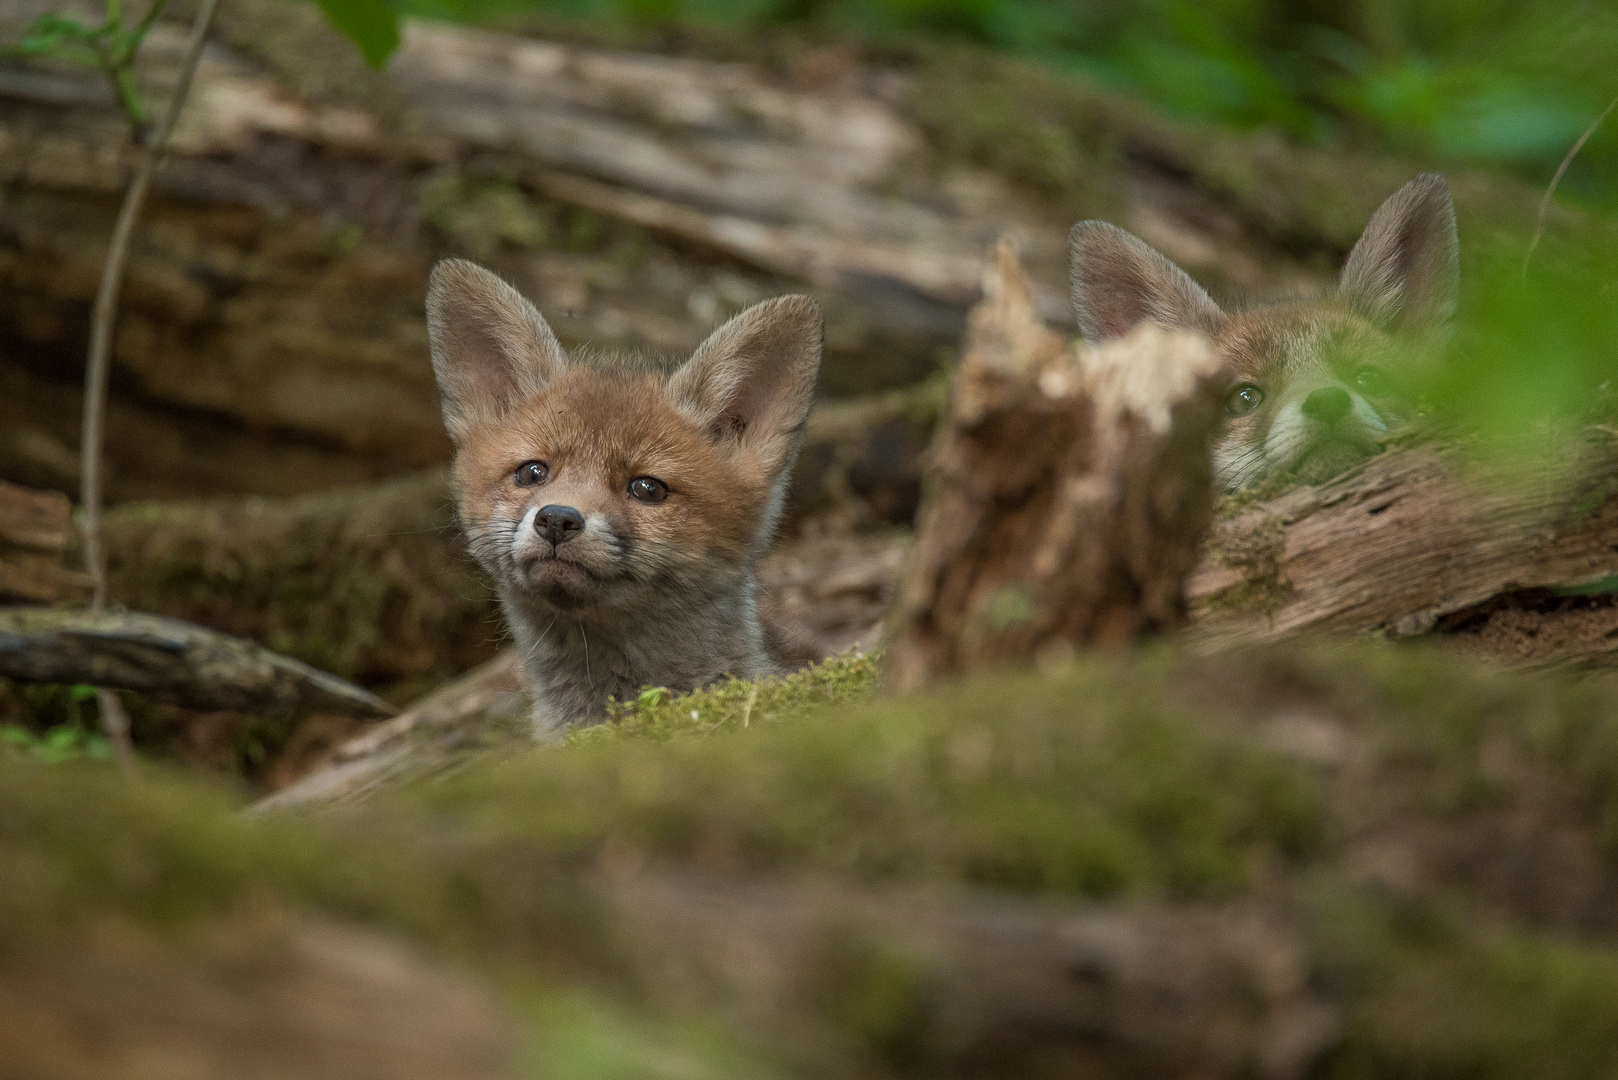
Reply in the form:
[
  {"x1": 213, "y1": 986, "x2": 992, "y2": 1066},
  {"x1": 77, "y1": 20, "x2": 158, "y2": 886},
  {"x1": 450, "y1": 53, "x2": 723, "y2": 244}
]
[
  {"x1": 456, "y1": 365, "x2": 735, "y2": 483},
  {"x1": 1213, "y1": 303, "x2": 1396, "y2": 385}
]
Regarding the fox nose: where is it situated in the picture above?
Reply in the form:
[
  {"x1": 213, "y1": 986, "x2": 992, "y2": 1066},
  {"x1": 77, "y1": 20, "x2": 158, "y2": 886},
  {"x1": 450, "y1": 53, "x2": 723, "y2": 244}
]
[
  {"x1": 535, "y1": 505, "x2": 585, "y2": 545},
  {"x1": 1301, "y1": 386, "x2": 1352, "y2": 425}
]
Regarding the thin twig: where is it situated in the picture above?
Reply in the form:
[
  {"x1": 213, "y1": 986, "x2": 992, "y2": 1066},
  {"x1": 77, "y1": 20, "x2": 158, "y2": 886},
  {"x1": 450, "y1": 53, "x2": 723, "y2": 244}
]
[
  {"x1": 80, "y1": 0, "x2": 222, "y2": 766},
  {"x1": 1523, "y1": 94, "x2": 1618, "y2": 278}
]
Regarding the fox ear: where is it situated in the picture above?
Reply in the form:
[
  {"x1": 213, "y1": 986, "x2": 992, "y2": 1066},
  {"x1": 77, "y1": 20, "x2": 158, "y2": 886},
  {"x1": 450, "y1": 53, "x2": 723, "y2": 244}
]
[
  {"x1": 426, "y1": 259, "x2": 568, "y2": 444},
  {"x1": 1339, "y1": 173, "x2": 1458, "y2": 337},
  {"x1": 1068, "y1": 221, "x2": 1223, "y2": 344},
  {"x1": 668, "y1": 295, "x2": 822, "y2": 480}
]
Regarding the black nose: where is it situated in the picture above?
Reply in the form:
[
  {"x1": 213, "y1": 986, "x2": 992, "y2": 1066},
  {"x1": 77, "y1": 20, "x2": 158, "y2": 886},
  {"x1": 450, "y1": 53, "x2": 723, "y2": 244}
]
[
  {"x1": 1301, "y1": 386, "x2": 1352, "y2": 425},
  {"x1": 535, "y1": 505, "x2": 585, "y2": 545}
]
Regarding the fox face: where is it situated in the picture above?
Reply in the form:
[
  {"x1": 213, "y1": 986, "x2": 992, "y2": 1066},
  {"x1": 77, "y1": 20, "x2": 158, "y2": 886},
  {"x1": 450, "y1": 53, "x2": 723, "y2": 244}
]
[
  {"x1": 426, "y1": 259, "x2": 822, "y2": 732},
  {"x1": 1069, "y1": 173, "x2": 1458, "y2": 490},
  {"x1": 452, "y1": 365, "x2": 768, "y2": 619}
]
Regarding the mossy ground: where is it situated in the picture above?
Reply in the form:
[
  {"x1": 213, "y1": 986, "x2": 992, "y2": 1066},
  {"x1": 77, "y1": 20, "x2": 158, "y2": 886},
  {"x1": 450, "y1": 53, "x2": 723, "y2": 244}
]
[{"x1": 9, "y1": 640, "x2": 1618, "y2": 1075}]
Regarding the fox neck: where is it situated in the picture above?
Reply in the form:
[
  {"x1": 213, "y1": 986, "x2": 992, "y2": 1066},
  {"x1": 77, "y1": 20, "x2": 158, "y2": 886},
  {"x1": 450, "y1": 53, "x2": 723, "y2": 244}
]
[{"x1": 499, "y1": 570, "x2": 769, "y2": 737}]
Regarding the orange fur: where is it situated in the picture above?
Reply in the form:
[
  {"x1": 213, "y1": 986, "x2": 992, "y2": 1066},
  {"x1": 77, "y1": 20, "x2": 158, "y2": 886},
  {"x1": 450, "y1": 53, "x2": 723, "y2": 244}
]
[
  {"x1": 1070, "y1": 174, "x2": 1458, "y2": 489},
  {"x1": 427, "y1": 260, "x2": 822, "y2": 733}
]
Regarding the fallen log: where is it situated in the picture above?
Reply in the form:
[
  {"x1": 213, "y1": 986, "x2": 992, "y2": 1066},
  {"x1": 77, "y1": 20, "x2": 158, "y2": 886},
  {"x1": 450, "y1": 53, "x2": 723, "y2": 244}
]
[
  {"x1": 0, "y1": 479, "x2": 93, "y2": 605},
  {"x1": 1189, "y1": 432, "x2": 1618, "y2": 664},
  {"x1": 884, "y1": 241, "x2": 1224, "y2": 690},
  {"x1": 0, "y1": 607, "x2": 394, "y2": 717},
  {"x1": 251, "y1": 650, "x2": 523, "y2": 810}
]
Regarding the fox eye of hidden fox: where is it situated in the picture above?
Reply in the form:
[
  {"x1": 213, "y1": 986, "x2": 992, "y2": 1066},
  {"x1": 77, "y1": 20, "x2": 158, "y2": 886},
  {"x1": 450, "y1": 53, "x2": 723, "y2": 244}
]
[
  {"x1": 1353, "y1": 366, "x2": 1392, "y2": 396},
  {"x1": 1226, "y1": 383, "x2": 1265, "y2": 416},
  {"x1": 514, "y1": 461, "x2": 549, "y2": 487},
  {"x1": 628, "y1": 476, "x2": 669, "y2": 504}
]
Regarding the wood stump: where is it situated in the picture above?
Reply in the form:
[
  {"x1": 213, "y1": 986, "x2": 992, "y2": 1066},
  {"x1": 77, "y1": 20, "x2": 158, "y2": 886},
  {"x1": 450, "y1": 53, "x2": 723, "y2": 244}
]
[{"x1": 885, "y1": 241, "x2": 1226, "y2": 690}]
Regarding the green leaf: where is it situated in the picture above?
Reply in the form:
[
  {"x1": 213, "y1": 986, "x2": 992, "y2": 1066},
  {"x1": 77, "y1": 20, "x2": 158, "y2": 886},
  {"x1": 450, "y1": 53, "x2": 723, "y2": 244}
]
[
  {"x1": 17, "y1": 13, "x2": 96, "y2": 55},
  {"x1": 314, "y1": 0, "x2": 400, "y2": 69}
]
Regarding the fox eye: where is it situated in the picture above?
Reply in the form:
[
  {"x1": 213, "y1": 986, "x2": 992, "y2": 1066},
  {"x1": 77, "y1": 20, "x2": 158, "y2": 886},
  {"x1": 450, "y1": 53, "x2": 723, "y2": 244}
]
[
  {"x1": 1353, "y1": 366, "x2": 1392, "y2": 396},
  {"x1": 628, "y1": 476, "x2": 669, "y2": 504},
  {"x1": 1226, "y1": 383, "x2": 1265, "y2": 416},
  {"x1": 514, "y1": 461, "x2": 549, "y2": 487}
]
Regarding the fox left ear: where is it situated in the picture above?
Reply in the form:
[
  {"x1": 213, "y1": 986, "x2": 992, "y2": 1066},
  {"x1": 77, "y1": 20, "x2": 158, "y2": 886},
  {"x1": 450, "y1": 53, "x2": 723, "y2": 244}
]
[
  {"x1": 1339, "y1": 173, "x2": 1459, "y2": 338},
  {"x1": 668, "y1": 295, "x2": 822, "y2": 481},
  {"x1": 426, "y1": 259, "x2": 569, "y2": 445}
]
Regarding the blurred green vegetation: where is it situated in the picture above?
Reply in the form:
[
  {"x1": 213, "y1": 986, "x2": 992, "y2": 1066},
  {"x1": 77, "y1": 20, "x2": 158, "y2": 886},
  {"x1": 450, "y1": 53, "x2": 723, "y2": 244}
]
[
  {"x1": 12, "y1": 641, "x2": 1618, "y2": 1074},
  {"x1": 383, "y1": 0, "x2": 1618, "y2": 454},
  {"x1": 391, "y1": 0, "x2": 1618, "y2": 211}
]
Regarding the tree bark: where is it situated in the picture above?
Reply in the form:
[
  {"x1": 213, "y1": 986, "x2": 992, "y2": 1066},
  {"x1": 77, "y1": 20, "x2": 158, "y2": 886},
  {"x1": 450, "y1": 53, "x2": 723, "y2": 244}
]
[
  {"x1": 0, "y1": 606, "x2": 395, "y2": 716},
  {"x1": 0, "y1": 479, "x2": 93, "y2": 604},
  {"x1": 1188, "y1": 432, "x2": 1618, "y2": 666},
  {"x1": 884, "y1": 241, "x2": 1225, "y2": 691}
]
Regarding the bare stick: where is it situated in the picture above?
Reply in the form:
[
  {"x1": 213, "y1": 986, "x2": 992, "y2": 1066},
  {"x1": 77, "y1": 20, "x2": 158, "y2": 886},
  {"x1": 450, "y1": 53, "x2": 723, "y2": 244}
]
[
  {"x1": 1523, "y1": 94, "x2": 1618, "y2": 278},
  {"x1": 80, "y1": 0, "x2": 222, "y2": 764}
]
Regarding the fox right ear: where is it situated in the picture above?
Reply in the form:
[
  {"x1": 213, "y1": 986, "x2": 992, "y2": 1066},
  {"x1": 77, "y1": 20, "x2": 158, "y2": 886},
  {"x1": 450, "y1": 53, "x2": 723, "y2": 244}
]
[
  {"x1": 1338, "y1": 173, "x2": 1458, "y2": 337},
  {"x1": 1068, "y1": 221, "x2": 1223, "y2": 345},
  {"x1": 426, "y1": 259, "x2": 568, "y2": 444}
]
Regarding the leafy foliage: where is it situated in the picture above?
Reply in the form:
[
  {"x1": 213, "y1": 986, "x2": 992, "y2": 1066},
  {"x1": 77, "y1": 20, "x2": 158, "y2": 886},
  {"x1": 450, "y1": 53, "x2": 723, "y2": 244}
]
[
  {"x1": 8, "y1": 0, "x2": 171, "y2": 130},
  {"x1": 314, "y1": 0, "x2": 402, "y2": 67}
]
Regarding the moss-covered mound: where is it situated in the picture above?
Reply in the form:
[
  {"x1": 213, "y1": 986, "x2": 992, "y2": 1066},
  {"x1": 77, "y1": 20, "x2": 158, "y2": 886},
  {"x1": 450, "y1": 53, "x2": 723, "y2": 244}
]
[{"x1": 6, "y1": 640, "x2": 1618, "y2": 1078}]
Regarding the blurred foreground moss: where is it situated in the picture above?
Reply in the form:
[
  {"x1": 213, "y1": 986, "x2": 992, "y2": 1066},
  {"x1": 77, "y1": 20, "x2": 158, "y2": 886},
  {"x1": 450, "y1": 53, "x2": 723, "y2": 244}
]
[
  {"x1": 7, "y1": 640, "x2": 1618, "y2": 1075},
  {"x1": 452, "y1": 647, "x2": 1321, "y2": 897}
]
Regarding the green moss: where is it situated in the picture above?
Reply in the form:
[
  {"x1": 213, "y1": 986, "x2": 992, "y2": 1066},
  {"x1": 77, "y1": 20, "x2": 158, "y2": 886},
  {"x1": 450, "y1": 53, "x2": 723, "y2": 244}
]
[
  {"x1": 422, "y1": 175, "x2": 555, "y2": 259},
  {"x1": 102, "y1": 472, "x2": 498, "y2": 695},
  {"x1": 1315, "y1": 889, "x2": 1618, "y2": 1080},
  {"x1": 1199, "y1": 508, "x2": 1293, "y2": 615},
  {"x1": 1214, "y1": 471, "x2": 1305, "y2": 516},
  {"x1": 814, "y1": 928, "x2": 930, "y2": 1057},
  {"x1": 420, "y1": 649, "x2": 1324, "y2": 899},
  {"x1": 909, "y1": 45, "x2": 1124, "y2": 217},
  {"x1": 10, "y1": 641, "x2": 1618, "y2": 1075},
  {"x1": 514, "y1": 987, "x2": 786, "y2": 1080},
  {"x1": 581, "y1": 651, "x2": 881, "y2": 744},
  {"x1": 1343, "y1": 643, "x2": 1618, "y2": 838}
]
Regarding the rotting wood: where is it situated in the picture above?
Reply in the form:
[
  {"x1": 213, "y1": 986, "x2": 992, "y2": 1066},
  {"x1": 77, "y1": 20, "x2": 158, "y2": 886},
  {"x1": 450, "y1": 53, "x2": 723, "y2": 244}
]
[
  {"x1": 0, "y1": 480, "x2": 94, "y2": 605},
  {"x1": 252, "y1": 650, "x2": 523, "y2": 811},
  {"x1": 0, "y1": 607, "x2": 395, "y2": 717},
  {"x1": 1187, "y1": 432, "x2": 1618, "y2": 659},
  {"x1": 884, "y1": 240, "x2": 1225, "y2": 691}
]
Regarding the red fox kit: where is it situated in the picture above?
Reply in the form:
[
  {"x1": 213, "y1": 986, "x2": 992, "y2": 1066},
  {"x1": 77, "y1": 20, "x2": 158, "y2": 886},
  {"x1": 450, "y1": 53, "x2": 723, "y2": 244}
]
[
  {"x1": 1069, "y1": 173, "x2": 1458, "y2": 490},
  {"x1": 426, "y1": 260, "x2": 822, "y2": 734}
]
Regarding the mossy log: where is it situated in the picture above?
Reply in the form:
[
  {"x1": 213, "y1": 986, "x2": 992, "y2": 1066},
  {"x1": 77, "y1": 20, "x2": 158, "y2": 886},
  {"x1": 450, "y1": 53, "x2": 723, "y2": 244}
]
[
  {"x1": 885, "y1": 242, "x2": 1224, "y2": 689},
  {"x1": 16, "y1": 642, "x2": 1618, "y2": 1078},
  {"x1": 0, "y1": 479, "x2": 92, "y2": 604},
  {"x1": 0, "y1": 607, "x2": 393, "y2": 716}
]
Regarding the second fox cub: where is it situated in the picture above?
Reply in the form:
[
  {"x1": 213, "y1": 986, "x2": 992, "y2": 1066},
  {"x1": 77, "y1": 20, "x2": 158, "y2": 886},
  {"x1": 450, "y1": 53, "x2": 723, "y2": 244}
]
[
  {"x1": 427, "y1": 260, "x2": 822, "y2": 734},
  {"x1": 1069, "y1": 173, "x2": 1458, "y2": 490}
]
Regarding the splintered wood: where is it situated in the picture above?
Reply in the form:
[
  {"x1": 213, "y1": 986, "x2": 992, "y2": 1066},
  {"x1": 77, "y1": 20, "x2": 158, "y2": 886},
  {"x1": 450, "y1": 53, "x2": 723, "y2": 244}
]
[
  {"x1": 885, "y1": 242, "x2": 1225, "y2": 689},
  {"x1": 0, "y1": 480, "x2": 92, "y2": 605}
]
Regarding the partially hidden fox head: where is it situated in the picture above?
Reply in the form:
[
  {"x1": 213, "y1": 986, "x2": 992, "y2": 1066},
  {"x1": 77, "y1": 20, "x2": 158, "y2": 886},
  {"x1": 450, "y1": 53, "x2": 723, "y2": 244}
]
[
  {"x1": 1069, "y1": 173, "x2": 1458, "y2": 490},
  {"x1": 426, "y1": 259, "x2": 822, "y2": 619}
]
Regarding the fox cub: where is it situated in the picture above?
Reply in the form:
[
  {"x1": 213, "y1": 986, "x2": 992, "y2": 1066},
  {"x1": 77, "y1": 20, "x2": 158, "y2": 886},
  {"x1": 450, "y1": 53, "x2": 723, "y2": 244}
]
[
  {"x1": 1069, "y1": 173, "x2": 1458, "y2": 490},
  {"x1": 426, "y1": 260, "x2": 822, "y2": 734}
]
